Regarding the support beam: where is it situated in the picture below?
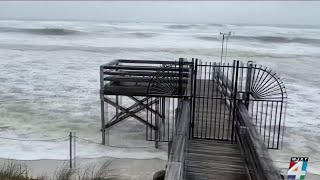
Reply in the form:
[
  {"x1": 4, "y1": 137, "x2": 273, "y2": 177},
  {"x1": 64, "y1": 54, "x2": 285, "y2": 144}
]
[
  {"x1": 103, "y1": 97, "x2": 157, "y2": 130},
  {"x1": 110, "y1": 97, "x2": 150, "y2": 122},
  {"x1": 129, "y1": 96, "x2": 163, "y2": 119},
  {"x1": 105, "y1": 98, "x2": 158, "y2": 129}
]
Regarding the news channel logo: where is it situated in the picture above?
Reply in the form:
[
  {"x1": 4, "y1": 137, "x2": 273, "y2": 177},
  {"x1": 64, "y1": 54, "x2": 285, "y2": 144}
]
[{"x1": 288, "y1": 157, "x2": 308, "y2": 180}]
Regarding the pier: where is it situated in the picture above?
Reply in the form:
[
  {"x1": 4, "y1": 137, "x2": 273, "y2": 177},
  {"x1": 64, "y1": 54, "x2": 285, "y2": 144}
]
[{"x1": 100, "y1": 59, "x2": 287, "y2": 180}]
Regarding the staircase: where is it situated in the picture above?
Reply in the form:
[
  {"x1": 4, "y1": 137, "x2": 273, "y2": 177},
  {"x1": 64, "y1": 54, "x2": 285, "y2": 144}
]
[{"x1": 184, "y1": 139, "x2": 249, "y2": 180}]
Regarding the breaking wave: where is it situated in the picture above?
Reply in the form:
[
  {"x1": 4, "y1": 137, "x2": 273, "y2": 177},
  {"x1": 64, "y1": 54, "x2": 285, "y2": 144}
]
[
  {"x1": 193, "y1": 34, "x2": 320, "y2": 46},
  {"x1": 234, "y1": 35, "x2": 320, "y2": 45},
  {"x1": 165, "y1": 24, "x2": 196, "y2": 29},
  {"x1": 1, "y1": 43, "x2": 319, "y2": 59},
  {"x1": 194, "y1": 36, "x2": 220, "y2": 41},
  {"x1": 0, "y1": 27, "x2": 82, "y2": 35},
  {"x1": 121, "y1": 32, "x2": 158, "y2": 38}
]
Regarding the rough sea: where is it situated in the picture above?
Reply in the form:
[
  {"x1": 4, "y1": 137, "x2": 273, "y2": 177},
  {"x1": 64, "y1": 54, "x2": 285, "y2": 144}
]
[{"x1": 0, "y1": 20, "x2": 319, "y2": 175}]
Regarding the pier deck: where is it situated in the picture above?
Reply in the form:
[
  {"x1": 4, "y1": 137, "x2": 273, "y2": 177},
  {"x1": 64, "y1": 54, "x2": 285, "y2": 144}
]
[{"x1": 100, "y1": 59, "x2": 286, "y2": 180}]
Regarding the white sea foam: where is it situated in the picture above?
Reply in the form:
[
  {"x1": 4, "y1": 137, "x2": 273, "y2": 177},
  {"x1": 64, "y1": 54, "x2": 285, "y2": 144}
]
[{"x1": 0, "y1": 20, "x2": 319, "y2": 174}]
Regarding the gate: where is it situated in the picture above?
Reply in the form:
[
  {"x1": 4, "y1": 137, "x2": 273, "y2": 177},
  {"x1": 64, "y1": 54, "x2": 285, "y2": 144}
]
[
  {"x1": 190, "y1": 60, "x2": 287, "y2": 149},
  {"x1": 191, "y1": 60, "x2": 237, "y2": 141}
]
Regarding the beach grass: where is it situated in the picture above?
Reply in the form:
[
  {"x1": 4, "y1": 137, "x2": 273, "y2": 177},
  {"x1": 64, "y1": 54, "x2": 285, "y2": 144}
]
[
  {"x1": 0, "y1": 160, "x2": 115, "y2": 180},
  {"x1": 0, "y1": 161, "x2": 30, "y2": 180}
]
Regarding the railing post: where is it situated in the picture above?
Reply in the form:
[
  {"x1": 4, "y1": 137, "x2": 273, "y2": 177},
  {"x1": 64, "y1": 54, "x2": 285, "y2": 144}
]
[
  {"x1": 245, "y1": 61, "x2": 253, "y2": 109},
  {"x1": 231, "y1": 61, "x2": 239, "y2": 144},
  {"x1": 191, "y1": 59, "x2": 198, "y2": 139},
  {"x1": 178, "y1": 58, "x2": 184, "y2": 98},
  {"x1": 155, "y1": 98, "x2": 159, "y2": 148}
]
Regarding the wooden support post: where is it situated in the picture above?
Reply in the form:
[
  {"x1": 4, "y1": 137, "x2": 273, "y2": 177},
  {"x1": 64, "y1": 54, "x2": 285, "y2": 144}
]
[
  {"x1": 168, "y1": 140, "x2": 172, "y2": 158},
  {"x1": 100, "y1": 66, "x2": 106, "y2": 145},
  {"x1": 100, "y1": 100, "x2": 106, "y2": 145},
  {"x1": 105, "y1": 101, "x2": 109, "y2": 145},
  {"x1": 155, "y1": 98, "x2": 159, "y2": 148},
  {"x1": 161, "y1": 97, "x2": 165, "y2": 140}
]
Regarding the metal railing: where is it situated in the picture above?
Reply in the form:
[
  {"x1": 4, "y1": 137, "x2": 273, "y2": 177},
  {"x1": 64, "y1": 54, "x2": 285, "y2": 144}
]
[
  {"x1": 191, "y1": 60, "x2": 287, "y2": 149},
  {"x1": 235, "y1": 104, "x2": 283, "y2": 180}
]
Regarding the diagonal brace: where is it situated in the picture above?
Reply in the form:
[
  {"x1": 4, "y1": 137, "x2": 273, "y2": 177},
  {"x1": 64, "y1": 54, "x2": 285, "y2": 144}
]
[
  {"x1": 128, "y1": 96, "x2": 164, "y2": 119},
  {"x1": 103, "y1": 97, "x2": 157, "y2": 130},
  {"x1": 105, "y1": 98, "x2": 158, "y2": 129},
  {"x1": 109, "y1": 97, "x2": 153, "y2": 122}
]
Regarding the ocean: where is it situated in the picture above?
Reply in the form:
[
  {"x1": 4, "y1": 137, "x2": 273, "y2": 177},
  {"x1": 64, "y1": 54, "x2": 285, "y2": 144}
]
[{"x1": 0, "y1": 20, "x2": 319, "y2": 175}]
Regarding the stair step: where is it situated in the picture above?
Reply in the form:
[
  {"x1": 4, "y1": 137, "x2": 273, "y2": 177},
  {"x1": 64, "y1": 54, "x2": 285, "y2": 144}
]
[
  {"x1": 188, "y1": 140, "x2": 238, "y2": 147},
  {"x1": 185, "y1": 153, "x2": 244, "y2": 164},
  {"x1": 185, "y1": 171, "x2": 248, "y2": 180},
  {"x1": 188, "y1": 140, "x2": 237, "y2": 146},
  {"x1": 185, "y1": 160, "x2": 245, "y2": 171},
  {"x1": 187, "y1": 144, "x2": 240, "y2": 152},
  {"x1": 185, "y1": 158, "x2": 245, "y2": 167},
  {"x1": 186, "y1": 165, "x2": 245, "y2": 175},
  {"x1": 186, "y1": 149, "x2": 242, "y2": 158}
]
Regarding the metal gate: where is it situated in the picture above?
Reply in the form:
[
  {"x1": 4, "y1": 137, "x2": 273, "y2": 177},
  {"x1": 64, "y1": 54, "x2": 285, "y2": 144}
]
[
  {"x1": 191, "y1": 60, "x2": 237, "y2": 141},
  {"x1": 190, "y1": 60, "x2": 287, "y2": 149}
]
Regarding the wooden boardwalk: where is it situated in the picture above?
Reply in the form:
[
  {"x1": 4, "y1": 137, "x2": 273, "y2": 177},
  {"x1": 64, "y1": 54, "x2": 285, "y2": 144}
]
[
  {"x1": 185, "y1": 140, "x2": 248, "y2": 180},
  {"x1": 100, "y1": 59, "x2": 284, "y2": 180},
  {"x1": 184, "y1": 80, "x2": 249, "y2": 180}
]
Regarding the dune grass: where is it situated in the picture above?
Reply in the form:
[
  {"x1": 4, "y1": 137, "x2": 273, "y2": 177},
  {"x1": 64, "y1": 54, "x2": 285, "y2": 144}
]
[
  {"x1": 0, "y1": 160, "x2": 115, "y2": 180},
  {"x1": 0, "y1": 161, "x2": 42, "y2": 180}
]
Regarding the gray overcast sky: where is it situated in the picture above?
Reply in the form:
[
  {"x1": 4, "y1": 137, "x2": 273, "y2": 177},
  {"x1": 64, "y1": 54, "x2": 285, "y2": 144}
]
[{"x1": 0, "y1": 1, "x2": 319, "y2": 25}]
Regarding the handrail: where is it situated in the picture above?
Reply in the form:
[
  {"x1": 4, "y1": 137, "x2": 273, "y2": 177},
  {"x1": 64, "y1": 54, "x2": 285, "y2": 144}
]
[
  {"x1": 214, "y1": 66, "x2": 283, "y2": 180},
  {"x1": 165, "y1": 100, "x2": 190, "y2": 180},
  {"x1": 236, "y1": 104, "x2": 283, "y2": 180}
]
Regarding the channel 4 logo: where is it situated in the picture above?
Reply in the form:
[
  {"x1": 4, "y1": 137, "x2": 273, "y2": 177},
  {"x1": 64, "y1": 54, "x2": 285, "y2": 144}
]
[{"x1": 288, "y1": 157, "x2": 308, "y2": 180}]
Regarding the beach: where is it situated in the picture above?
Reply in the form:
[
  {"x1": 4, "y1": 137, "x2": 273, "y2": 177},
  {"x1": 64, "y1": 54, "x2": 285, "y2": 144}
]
[{"x1": 0, "y1": 20, "x2": 319, "y2": 178}]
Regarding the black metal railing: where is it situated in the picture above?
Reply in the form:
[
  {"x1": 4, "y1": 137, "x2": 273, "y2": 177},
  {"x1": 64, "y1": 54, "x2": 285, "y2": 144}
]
[
  {"x1": 235, "y1": 103, "x2": 283, "y2": 180},
  {"x1": 190, "y1": 60, "x2": 287, "y2": 149}
]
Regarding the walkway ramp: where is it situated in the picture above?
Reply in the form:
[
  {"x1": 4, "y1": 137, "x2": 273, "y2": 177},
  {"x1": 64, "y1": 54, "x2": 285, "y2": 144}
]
[
  {"x1": 185, "y1": 78, "x2": 249, "y2": 180},
  {"x1": 185, "y1": 139, "x2": 248, "y2": 180}
]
